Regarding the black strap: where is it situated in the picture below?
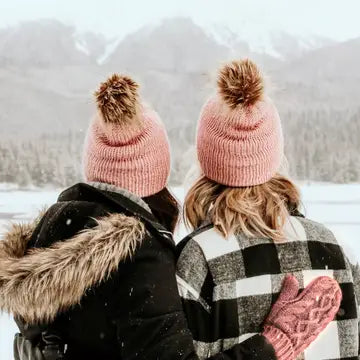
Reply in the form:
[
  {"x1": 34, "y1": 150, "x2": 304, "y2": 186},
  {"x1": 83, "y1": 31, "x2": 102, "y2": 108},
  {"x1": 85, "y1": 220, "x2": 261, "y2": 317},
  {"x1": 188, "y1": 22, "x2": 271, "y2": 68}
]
[{"x1": 41, "y1": 331, "x2": 66, "y2": 360}]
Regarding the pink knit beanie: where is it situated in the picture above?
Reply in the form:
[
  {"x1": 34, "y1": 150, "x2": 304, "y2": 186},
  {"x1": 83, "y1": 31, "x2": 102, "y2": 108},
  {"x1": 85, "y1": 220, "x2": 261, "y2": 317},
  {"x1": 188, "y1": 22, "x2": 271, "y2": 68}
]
[
  {"x1": 197, "y1": 59, "x2": 284, "y2": 187},
  {"x1": 83, "y1": 74, "x2": 170, "y2": 197}
]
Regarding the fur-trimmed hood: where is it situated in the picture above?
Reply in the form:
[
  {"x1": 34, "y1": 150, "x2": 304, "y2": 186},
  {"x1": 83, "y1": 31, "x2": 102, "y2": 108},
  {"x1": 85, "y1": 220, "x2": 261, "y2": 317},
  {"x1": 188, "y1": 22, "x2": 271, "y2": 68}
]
[{"x1": 0, "y1": 212, "x2": 145, "y2": 324}]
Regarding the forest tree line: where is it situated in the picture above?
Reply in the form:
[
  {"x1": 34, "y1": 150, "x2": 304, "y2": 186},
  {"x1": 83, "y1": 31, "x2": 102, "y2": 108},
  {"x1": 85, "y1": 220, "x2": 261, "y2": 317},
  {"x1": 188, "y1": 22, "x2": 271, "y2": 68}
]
[{"x1": 1, "y1": 108, "x2": 359, "y2": 188}]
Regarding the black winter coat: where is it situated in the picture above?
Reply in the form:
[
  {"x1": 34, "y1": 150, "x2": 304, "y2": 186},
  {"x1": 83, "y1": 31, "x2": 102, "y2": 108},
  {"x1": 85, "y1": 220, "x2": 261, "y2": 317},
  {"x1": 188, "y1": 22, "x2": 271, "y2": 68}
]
[{"x1": 0, "y1": 183, "x2": 275, "y2": 360}]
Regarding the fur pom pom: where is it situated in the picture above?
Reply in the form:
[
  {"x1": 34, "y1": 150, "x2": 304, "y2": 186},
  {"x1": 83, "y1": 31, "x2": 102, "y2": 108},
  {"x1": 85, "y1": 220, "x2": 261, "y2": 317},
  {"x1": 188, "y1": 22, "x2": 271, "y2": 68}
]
[
  {"x1": 95, "y1": 74, "x2": 139, "y2": 124},
  {"x1": 217, "y1": 59, "x2": 264, "y2": 108}
]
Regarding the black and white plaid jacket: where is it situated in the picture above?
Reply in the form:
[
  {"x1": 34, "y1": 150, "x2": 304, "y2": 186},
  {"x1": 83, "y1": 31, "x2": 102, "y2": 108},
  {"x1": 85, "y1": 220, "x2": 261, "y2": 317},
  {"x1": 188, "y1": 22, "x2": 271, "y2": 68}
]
[{"x1": 176, "y1": 215, "x2": 359, "y2": 360}]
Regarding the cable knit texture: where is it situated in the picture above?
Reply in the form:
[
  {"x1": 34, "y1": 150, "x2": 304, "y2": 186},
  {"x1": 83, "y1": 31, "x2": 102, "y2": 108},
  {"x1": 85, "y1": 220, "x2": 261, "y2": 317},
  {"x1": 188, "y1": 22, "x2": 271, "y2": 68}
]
[
  {"x1": 263, "y1": 275, "x2": 342, "y2": 360},
  {"x1": 197, "y1": 59, "x2": 284, "y2": 186},
  {"x1": 83, "y1": 74, "x2": 170, "y2": 197}
]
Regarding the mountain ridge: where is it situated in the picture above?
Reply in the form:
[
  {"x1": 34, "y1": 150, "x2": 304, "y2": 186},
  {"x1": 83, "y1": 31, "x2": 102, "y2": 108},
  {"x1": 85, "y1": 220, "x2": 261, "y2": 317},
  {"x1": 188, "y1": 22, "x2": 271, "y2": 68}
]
[{"x1": 0, "y1": 17, "x2": 359, "y2": 137}]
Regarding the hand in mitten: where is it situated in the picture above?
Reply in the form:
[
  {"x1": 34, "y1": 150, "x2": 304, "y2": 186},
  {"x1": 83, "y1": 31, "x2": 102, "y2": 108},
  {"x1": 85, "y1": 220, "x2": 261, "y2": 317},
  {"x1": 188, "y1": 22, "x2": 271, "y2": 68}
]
[{"x1": 263, "y1": 275, "x2": 342, "y2": 360}]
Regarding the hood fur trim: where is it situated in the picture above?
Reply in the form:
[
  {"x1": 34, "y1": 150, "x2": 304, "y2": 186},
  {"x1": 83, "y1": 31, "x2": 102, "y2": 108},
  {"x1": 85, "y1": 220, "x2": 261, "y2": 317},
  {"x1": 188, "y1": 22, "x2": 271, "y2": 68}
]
[{"x1": 0, "y1": 213, "x2": 145, "y2": 324}]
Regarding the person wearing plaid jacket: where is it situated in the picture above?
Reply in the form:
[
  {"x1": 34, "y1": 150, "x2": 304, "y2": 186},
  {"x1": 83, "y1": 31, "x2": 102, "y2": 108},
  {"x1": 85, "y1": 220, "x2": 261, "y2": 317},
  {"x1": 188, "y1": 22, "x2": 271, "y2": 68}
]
[
  {"x1": 176, "y1": 59, "x2": 359, "y2": 360},
  {"x1": 177, "y1": 215, "x2": 359, "y2": 359}
]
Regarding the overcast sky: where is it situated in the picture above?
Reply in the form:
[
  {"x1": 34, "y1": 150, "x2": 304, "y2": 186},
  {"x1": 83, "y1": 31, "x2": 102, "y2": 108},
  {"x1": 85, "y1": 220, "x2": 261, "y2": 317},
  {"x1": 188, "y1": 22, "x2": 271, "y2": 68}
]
[{"x1": 1, "y1": 0, "x2": 360, "y2": 41}]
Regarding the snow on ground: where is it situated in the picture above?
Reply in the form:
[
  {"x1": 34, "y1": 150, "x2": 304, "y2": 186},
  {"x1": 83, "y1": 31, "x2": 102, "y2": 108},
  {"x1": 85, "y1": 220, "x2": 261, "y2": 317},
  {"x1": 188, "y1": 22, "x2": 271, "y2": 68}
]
[{"x1": 0, "y1": 184, "x2": 359, "y2": 359}]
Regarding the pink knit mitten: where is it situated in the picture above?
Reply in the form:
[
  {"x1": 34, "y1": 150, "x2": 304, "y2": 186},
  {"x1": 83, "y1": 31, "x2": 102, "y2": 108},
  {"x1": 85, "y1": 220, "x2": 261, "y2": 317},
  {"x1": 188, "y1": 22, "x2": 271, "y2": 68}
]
[{"x1": 263, "y1": 275, "x2": 342, "y2": 360}]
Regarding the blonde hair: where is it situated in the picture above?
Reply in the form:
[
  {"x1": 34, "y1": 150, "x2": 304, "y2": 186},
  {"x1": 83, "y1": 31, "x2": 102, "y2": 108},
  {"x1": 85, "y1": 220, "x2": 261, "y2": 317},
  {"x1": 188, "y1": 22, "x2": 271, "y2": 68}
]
[{"x1": 184, "y1": 175, "x2": 301, "y2": 241}]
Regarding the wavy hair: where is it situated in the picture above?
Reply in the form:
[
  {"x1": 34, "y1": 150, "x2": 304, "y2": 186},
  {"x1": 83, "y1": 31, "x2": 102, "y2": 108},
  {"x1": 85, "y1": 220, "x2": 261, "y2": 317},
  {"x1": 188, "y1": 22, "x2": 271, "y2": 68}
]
[{"x1": 184, "y1": 175, "x2": 301, "y2": 241}]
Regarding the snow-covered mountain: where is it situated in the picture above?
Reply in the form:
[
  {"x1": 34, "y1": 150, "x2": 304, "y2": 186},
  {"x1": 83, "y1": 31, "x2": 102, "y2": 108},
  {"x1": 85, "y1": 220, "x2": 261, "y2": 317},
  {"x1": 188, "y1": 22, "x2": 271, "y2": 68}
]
[
  {"x1": 0, "y1": 20, "x2": 108, "y2": 66},
  {"x1": 103, "y1": 18, "x2": 229, "y2": 73},
  {"x1": 0, "y1": 16, "x2": 359, "y2": 139},
  {"x1": 0, "y1": 18, "x2": 339, "y2": 68},
  {"x1": 206, "y1": 23, "x2": 335, "y2": 60}
]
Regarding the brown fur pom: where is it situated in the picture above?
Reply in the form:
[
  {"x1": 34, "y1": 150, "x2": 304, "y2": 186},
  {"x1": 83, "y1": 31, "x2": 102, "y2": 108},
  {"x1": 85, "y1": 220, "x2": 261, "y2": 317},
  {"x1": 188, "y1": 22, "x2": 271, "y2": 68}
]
[
  {"x1": 95, "y1": 74, "x2": 139, "y2": 124},
  {"x1": 217, "y1": 59, "x2": 264, "y2": 108}
]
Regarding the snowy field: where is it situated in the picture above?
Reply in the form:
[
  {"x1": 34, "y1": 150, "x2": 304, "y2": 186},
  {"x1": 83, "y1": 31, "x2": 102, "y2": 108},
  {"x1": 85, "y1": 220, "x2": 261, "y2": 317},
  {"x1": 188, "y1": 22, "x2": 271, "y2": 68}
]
[{"x1": 0, "y1": 184, "x2": 359, "y2": 359}]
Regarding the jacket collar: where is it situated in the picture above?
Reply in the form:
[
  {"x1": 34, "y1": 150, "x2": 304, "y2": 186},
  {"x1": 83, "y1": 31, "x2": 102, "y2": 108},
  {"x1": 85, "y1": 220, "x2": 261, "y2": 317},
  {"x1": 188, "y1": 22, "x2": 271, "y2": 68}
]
[
  {"x1": 58, "y1": 183, "x2": 169, "y2": 236},
  {"x1": 87, "y1": 181, "x2": 152, "y2": 213}
]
